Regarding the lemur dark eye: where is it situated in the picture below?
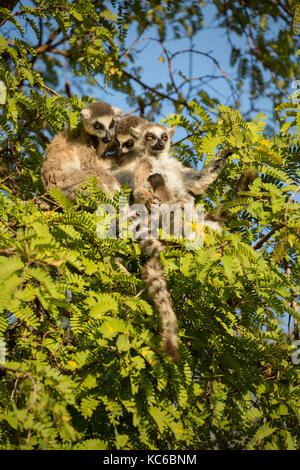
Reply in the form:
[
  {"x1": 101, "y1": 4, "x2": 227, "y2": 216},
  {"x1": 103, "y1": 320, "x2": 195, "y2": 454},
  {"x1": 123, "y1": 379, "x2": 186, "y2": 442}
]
[
  {"x1": 161, "y1": 134, "x2": 168, "y2": 141},
  {"x1": 124, "y1": 139, "x2": 134, "y2": 148},
  {"x1": 145, "y1": 133, "x2": 154, "y2": 141},
  {"x1": 94, "y1": 122, "x2": 104, "y2": 130},
  {"x1": 109, "y1": 120, "x2": 115, "y2": 129}
]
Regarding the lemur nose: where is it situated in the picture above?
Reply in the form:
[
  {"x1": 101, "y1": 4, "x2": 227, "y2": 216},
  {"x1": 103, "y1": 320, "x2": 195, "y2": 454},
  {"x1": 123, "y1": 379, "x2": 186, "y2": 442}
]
[
  {"x1": 103, "y1": 131, "x2": 112, "y2": 143},
  {"x1": 157, "y1": 139, "x2": 164, "y2": 149}
]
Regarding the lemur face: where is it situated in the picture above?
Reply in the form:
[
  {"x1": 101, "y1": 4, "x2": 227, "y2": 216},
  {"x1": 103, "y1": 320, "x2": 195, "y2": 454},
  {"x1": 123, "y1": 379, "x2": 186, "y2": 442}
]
[
  {"x1": 83, "y1": 115, "x2": 116, "y2": 143},
  {"x1": 115, "y1": 134, "x2": 135, "y2": 155},
  {"x1": 79, "y1": 102, "x2": 123, "y2": 144},
  {"x1": 114, "y1": 115, "x2": 146, "y2": 157},
  {"x1": 144, "y1": 128, "x2": 169, "y2": 153},
  {"x1": 130, "y1": 124, "x2": 176, "y2": 156}
]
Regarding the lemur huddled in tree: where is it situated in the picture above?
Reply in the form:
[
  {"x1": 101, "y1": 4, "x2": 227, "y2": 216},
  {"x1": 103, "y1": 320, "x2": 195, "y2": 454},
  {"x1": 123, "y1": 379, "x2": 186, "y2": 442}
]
[
  {"x1": 41, "y1": 101, "x2": 123, "y2": 200},
  {"x1": 112, "y1": 116, "x2": 232, "y2": 360}
]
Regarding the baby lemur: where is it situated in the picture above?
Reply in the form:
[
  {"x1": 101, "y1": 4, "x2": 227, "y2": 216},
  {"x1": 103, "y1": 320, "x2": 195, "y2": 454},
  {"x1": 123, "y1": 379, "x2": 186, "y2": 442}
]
[
  {"x1": 147, "y1": 173, "x2": 174, "y2": 204},
  {"x1": 41, "y1": 101, "x2": 123, "y2": 200},
  {"x1": 107, "y1": 115, "x2": 147, "y2": 190}
]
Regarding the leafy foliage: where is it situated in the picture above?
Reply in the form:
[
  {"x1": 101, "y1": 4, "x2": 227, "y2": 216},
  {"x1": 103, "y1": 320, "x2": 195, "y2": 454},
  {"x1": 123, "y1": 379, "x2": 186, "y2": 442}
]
[{"x1": 0, "y1": 0, "x2": 299, "y2": 451}]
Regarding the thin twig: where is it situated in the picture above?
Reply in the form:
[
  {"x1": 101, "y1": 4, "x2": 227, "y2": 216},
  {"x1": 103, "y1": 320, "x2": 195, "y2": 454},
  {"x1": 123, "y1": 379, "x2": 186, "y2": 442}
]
[
  {"x1": 122, "y1": 70, "x2": 186, "y2": 108},
  {"x1": 35, "y1": 27, "x2": 61, "y2": 54},
  {"x1": 0, "y1": 218, "x2": 17, "y2": 235},
  {"x1": 122, "y1": 36, "x2": 152, "y2": 59},
  {"x1": 284, "y1": 186, "x2": 300, "y2": 228},
  {"x1": 285, "y1": 261, "x2": 299, "y2": 341},
  {"x1": 115, "y1": 259, "x2": 131, "y2": 276},
  {"x1": 172, "y1": 130, "x2": 207, "y2": 147},
  {"x1": 42, "y1": 85, "x2": 61, "y2": 96},
  {"x1": 135, "y1": 288, "x2": 146, "y2": 298},
  {"x1": 253, "y1": 224, "x2": 285, "y2": 250},
  {"x1": 1, "y1": 366, "x2": 38, "y2": 412}
]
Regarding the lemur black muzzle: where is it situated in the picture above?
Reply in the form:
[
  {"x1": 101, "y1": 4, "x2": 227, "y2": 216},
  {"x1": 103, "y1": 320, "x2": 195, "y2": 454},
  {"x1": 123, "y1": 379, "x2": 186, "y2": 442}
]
[
  {"x1": 102, "y1": 131, "x2": 112, "y2": 143},
  {"x1": 152, "y1": 139, "x2": 165, "y2": 151}
]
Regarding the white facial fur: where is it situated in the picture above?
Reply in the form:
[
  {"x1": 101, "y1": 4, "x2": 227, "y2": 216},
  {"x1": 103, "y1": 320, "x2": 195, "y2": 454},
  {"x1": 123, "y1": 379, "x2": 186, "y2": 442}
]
[
  {"x1": 116, "y1": 133, "x2": 135, "y2": 155},
  {"x1": 115, "y1": 116, "x2": 146, "y2": 156},
  {"x1": 130, "y1": 124, "x2": 176, "y2": 156},
  {"x1": 80, "y1": 106, "x2": 123, "y2": 143},
  {"x1": 79, "y1": 109, "x2": 115, "y2": 143}
]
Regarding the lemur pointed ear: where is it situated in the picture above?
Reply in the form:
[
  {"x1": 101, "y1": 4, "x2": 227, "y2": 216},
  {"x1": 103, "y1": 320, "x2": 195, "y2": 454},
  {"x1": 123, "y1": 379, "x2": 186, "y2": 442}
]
[
  {"x1": 112, "y1": 107, "x2": 124, "y2": 117},
  {"x1": 79, "y1": 108, "x2": 91, "y2": 119},
  {"x1": 169, "y1": 126, "x2": 176, "y2": 137},
  {"x1": 130, "y1": 127, "x2": 142, "y2": 139}
]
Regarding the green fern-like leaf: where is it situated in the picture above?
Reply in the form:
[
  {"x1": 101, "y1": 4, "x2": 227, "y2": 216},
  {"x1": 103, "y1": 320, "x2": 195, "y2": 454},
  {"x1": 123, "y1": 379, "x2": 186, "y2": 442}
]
[{"x1": 292, "y1": 2, "x2": 300, "y2": 34}]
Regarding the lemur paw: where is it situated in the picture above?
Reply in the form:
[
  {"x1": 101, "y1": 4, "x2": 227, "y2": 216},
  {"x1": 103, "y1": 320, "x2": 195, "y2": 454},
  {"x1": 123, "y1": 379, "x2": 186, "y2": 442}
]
[{"x1": 134, "y1": 187, "x2": 154, "y2": 208}]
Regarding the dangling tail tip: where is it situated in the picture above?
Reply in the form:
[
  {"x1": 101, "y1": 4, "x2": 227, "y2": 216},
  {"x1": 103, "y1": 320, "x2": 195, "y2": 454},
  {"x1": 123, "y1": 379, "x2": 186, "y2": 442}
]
[{"x1": 164, "y1": 343, "x2": 180, "y2": 362}]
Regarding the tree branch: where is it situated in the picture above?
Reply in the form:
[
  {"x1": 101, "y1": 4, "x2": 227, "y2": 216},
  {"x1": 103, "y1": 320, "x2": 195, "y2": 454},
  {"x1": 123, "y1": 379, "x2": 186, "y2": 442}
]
[
  {"x1": 122, "y1": 70, "x2": 186, "y2": 108},
  {"x1": 253, "y1": 223, "x2": 285, "y2": 250},
  {"x1": 35, "y1": 27, "x2": 61, "y2": 54}
]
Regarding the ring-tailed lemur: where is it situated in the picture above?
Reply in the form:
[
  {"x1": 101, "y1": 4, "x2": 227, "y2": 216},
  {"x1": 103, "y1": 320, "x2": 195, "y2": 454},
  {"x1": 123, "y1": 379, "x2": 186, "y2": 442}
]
[
  {"x1": 113, "y1": 119, "x2": 232, "y2": 360},
  {"x1": 41, "y1": 101, "x2": 123, "y2": 200},
  {"x1": 129, "y1": 123, "x2": 231, "y2": 205},
  {"x1": 106, "y1": 116, "x2": 179, "y2": 360},
  {"x1": 105, "y1": 115, "x2": 147, "y2": 190}
]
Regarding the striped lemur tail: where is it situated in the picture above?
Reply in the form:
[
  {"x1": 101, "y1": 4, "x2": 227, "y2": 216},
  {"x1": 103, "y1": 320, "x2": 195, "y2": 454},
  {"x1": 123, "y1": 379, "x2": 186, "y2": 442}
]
[{"x1": 139, "y1": 237, "x2": 179, "y2": 362}]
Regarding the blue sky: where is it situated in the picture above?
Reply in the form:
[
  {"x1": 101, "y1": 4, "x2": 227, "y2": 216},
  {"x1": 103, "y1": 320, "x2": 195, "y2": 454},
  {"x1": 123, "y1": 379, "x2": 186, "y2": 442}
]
[
  {"x1": 89, "y1": 2, "x2": 280, "y2": 126},
  {"x1": 7, "y1": 0, "x2": 294, "y2": 133},
  {"x1": 89, "y1": 3, "x2": 242, "y2": 119}
]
